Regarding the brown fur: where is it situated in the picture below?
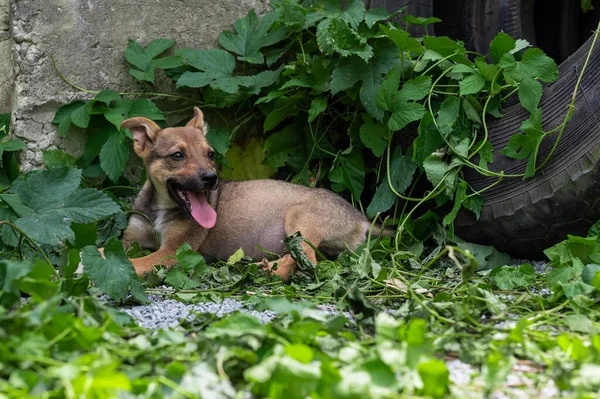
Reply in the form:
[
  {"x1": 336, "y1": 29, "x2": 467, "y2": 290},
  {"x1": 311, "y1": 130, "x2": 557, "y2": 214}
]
[{"x1": 120, "y1": 107, "x2": 381, "y2": 280}]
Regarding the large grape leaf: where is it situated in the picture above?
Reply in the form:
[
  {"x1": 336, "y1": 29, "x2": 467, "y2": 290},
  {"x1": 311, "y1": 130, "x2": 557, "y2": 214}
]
[
  {"x1": 82, "y1": 238, "x2": 148, "y2": 303},
  {"x1": 3, "y1": 168, "x2": 121, "y2": 246}
]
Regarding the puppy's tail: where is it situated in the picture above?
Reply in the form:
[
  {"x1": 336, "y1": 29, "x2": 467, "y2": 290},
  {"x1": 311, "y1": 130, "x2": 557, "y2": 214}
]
[{"x1": 367, "y1": 222, "x2": 397, "y2": 238}]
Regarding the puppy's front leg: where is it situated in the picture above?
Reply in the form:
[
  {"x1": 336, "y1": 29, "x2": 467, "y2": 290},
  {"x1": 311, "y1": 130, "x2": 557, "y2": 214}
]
[{"x1": 130, "y1": 220, "x2": 208, "y2": 277}]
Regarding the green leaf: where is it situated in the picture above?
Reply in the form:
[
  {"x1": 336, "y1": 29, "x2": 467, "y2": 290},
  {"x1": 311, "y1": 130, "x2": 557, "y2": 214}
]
[
  {"x1": 491, "y1": 264, "x2": 537, "y2": 290},
  {"x1": 177, "y1": 48, "x2": 243, "y2": 93},
  {"x1": 423, "y1": 155, "x2": 447, "y2": 188},
  {"x1": 403, "y1": 15, "x2": 442, "y2": 27},
  {"x1": 398, "y1": 76, "x2": 432, "y2": 102},
  {"x1": 376, "y1": 66, "x2": 400, "y2": 112},
  {"x1": 388, "y1": 102, "x2": 426, "y2": 131},
  {"x1": 95, "y1": 90, "x2": 120, "y2": 105},
  {"x1": 307, "y1": 0, "x2": 365, "y2": 28},
  {"x1": 125, "y1": 39, "x2": 178, "y2": 83},
  {"x1": 308, "y1": 97, "x2": 328, "y2": 123},
  {"x1": 99, "y1": 127, "x2": 130, "y2": 182},
  {"x1": 218, "y1": 10, "x2": 288, "y2": 64},
  {"x1": 499, "y1": 48, "x2": 558, "y2": 83},
  {"x1": 331, "y1": 40, "x2": 400, "y2": 120},
  {"x1": 128, "y1": 98, "x2": 165, "y2": 120},
  {"x1": 518, "y1": 76, "x2": 542, "y2": 112},
  {"x1": 366, "y1": 146, "x2": 416, "y2": 217},
  {"x1": 206, "y1": 126, "x2": 230, "y2": 155},
  {"x1": 43, "y1": 149, "x2": 77, "y2": 168},
  {"x1": 582, "y1": 264, "x2": 600, "y2": 289},
  {"x1": 418, "y1": 360, "x2": 449, "y2": 398},
  {"x1": 0, "y1": 138, "x2": 26, "y2": 159},
  {"x1": 442, "y1": 180, "x2": 467, "y2": 226},
  {"x1": 263, "y1": 93, "x2": 304, "y2": 131},
  {"x1": 489, "y1": 32, "x2": 516, "y2": 63},
  {"x1": 329, "y1": 147, "x2": 365, "y2": 199},
  {"x1": 263, "y1": 125, "x2": 300, "y2": 168},
  {"x1": 364, "y1": 7, "x2": 390, "y2": 27},
  {"x1": 359, "y1": 114, "x2": 388, "y2": 157},
  {"x1": 316, "y1": 18, "x2": 372, "y2": 61},
  {"x1": 501, "y1": 108, "x2": 543, "y2": 177},
  {"x1": 459, "y1": 72, "x2": 485, "y2": 95},
  {"x1": 82, "y1": 238, "x2": 149, "y2": 303},
  {"x1": 380, "y1": 25, "x2": 422, "y2": 53},
  {"x1": 9, "y1": 168, "x2": 120, "y2": 246},
  {"x1": 436, "y1": 96, "x2": 461, "y2": 136},
  {"x1": 220, "y1": 137, "x2": 276, "y2": 180}
]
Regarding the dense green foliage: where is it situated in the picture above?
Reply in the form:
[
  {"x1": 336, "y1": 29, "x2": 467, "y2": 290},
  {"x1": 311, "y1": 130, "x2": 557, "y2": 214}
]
[
  {"x1": 49, "y1": 0, "x2": 563, "y2": 232},
  {"x1": 1, "y1": 1, "x2": 600, "y2": 397}
]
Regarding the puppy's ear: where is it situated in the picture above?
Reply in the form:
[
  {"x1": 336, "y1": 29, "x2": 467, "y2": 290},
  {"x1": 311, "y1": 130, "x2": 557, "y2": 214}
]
[
  {"x1": 121, "y1": 117, "x2": 161, "y2": 157},
  {"x1": 185, "y1": 107, "x2": 207, "y2": 136}
]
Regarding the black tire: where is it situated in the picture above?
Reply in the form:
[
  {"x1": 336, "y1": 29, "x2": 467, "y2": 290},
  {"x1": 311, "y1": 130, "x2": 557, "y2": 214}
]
[
  {"x1": 455, "y1": 34, "x2": 600, "y2": 257},
  {"x1": 434, "y1": 0, "x2": 536, "y2": 56}
]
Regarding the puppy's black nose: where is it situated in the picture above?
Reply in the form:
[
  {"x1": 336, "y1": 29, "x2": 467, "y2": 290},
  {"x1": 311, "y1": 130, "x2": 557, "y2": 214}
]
[{"x1": 201, "y1": 171, "x2": 218, "y2": 188}]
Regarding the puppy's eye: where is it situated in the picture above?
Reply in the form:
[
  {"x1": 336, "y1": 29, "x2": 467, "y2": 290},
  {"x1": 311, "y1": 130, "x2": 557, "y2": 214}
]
[
  {"x1": 208, "y1": 150, "x2": 216, "y2": 160},
  {"x1": 170, "y1": 151, "x2": 184, "y2": 160}
]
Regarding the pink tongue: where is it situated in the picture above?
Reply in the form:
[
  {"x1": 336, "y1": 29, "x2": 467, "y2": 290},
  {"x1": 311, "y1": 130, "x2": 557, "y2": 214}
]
[{"x1": 188, "y1": 191, "x2": 217, "y2": 229}]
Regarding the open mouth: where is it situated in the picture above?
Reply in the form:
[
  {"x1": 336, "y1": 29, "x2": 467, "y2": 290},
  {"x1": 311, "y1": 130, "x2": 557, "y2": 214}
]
[{"x1": 167, "y1": 181, "x2": 217, "y2": 229}]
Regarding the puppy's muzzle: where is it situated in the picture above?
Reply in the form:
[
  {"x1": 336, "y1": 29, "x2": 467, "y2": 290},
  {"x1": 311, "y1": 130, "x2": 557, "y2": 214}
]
[{"x1": 201, "y1": 171, "x2": 218, "y2": 190}]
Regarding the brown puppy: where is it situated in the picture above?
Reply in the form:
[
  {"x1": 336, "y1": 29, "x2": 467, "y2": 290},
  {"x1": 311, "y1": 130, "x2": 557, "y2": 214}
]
[{"x1": 121, "y1": 107, "x2": 380, "y2": 280}]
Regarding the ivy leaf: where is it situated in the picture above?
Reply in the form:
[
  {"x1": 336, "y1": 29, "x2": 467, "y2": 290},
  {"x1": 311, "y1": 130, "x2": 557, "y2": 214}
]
[
  {"x1": 8, "y1": 168, "x2": 120, "y2": 246},
  {"x1": 82, "y1": 238, "x2": 149, "y2": 303},
  {"x1": 414, "y1": 114, "x2": 445, "y2": 165},
  {"x1": 418, "y1": 359, "x2": 449, "y2": 398},
  {"x1": 331, "y1": 40, "x2": 400, "y2": 120},
  {"x1": 218, "y1": 10, "x2": 288, "y2": 64},
  {"x1": 99, "y1": 127, "x2": 130, "y2": 182},
  {"x1": 359, "y1": 114, "x2": 388, "y2": 157},
  {"x1": 518, "y1": 76, "x2": 542, "y2": 113}
]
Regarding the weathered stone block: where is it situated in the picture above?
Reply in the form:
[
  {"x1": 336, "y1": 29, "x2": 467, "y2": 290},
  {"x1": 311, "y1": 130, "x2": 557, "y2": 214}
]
[{"x1": 10, "y1": 0, "x2": 269, "y2": 170}]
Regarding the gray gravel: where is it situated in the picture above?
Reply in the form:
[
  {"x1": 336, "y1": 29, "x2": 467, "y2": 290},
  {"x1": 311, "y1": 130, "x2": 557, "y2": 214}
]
[{"x1": 123, "y1": 293, "x2": 277, "y2": 329}]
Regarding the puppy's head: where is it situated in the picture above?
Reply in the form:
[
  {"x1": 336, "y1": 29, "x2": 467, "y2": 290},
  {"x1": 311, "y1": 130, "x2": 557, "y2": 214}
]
[{"x1": 121, "y1": 107, "x2": 218, "y2": 228}]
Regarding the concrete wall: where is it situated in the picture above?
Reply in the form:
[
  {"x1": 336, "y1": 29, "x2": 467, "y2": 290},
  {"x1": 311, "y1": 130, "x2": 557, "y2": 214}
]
[
  {"x1": 4, "y1": 0, "x2": 269, "y2": 170},
  {"x1": 0, "y1": 0, "x2": 12, "y2": 113}
]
